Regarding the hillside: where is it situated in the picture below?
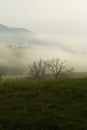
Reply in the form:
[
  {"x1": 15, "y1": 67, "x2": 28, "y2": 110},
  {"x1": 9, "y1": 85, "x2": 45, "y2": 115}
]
[
  {"x1": 0, "y1": 24, "x2": 33, "y2": 45},
  {"x1": 0, "y1": 24, "x2": 30, "y2": 33}
]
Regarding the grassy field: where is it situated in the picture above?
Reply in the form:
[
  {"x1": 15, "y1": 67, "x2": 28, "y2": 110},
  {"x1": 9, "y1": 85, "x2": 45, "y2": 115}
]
[{"x1": 0, "y1": 78, "x2": 87, "y2": 129}]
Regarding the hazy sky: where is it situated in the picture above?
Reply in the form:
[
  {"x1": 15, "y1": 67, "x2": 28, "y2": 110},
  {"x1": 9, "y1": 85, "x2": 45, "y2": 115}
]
[
  {"x1": 0, "y1": 0, "x2": 87, "y2": 71},
  {"x1": 0, "y1": 0, "x2": 87, "y2": 33}
]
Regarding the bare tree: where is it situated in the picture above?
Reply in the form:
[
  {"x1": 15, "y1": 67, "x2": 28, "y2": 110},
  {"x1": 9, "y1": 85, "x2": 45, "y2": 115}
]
[
  {"x1": 47, "y1": 58, "x2": 73, "y2": 79},
  {"x1": 28, "y1": 59, "x2": 47, "y2": 79},
  {"x1": 28, "y1": 58, "x2": 74, "y2": 79}
]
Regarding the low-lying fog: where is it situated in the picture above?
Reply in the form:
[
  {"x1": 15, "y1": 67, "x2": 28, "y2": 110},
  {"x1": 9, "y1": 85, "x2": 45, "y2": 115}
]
[{"x1": 0, "y1": 31, "x2": 87, "y2": 74}]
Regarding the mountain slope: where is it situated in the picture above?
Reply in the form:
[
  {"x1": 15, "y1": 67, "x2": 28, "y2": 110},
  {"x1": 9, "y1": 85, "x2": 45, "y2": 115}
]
[
  {"x1": 0, "y1": 24, "x2": 30, "y2": 33},
  {"x1": 0, "y1": 24, "x2": 33, "y2": 45}
]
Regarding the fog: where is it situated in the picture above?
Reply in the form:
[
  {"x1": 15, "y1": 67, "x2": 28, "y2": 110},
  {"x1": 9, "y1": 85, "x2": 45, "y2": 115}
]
[
  {"x1": 0, "y1": 31, "x2": 87, "y2": 74},
  {"x1": 0, "y1": 0, "x2": 87, "y2": 73}
]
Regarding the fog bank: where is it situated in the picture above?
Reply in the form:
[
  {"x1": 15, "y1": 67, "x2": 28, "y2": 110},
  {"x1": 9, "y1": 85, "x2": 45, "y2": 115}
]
[{"x1": 0, "y1": 31, "x2": 87, "y2": 74}]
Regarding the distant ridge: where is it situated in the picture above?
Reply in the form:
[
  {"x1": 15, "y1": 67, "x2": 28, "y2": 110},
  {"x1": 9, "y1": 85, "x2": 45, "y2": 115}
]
[
  {"x1": 0, "y1": 24, "x2": 33, "y2": 45},
  {"x1": 0, "y1": 24, "x2": 31, "y2": 33}
]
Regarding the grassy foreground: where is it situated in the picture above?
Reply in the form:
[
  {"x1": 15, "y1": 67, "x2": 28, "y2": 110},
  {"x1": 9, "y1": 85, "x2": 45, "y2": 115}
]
[{"x1": 0, "y1": 79, "x2": 87, "y2": 129}]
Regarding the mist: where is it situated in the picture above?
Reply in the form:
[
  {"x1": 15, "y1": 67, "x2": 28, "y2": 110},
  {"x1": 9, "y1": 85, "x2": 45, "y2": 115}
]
[{"x1": 0, "y1": 30, "x2": 87, "y2": 74}]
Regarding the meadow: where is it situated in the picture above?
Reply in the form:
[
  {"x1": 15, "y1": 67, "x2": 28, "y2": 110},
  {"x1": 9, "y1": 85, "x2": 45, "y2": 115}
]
[{"x1": 0, "y1": 78, "x2": 87, "y2": 129}]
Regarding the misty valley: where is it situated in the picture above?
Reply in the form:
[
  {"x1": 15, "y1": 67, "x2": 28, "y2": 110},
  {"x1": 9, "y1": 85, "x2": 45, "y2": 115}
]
[
  {"x1": 0, "y1": 24, "x2": 87, "y2": 77},
  {"x1": 0, "y1": 24, "x2": 87, "y2": 130},
  {"x1": 1, "y1": 0, "x2": 87, "y2": 129}
]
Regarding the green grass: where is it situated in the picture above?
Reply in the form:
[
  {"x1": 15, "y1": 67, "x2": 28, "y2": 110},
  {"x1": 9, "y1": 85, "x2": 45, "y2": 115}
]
[{"x1": 0, "y1": 78, "x2": 87, "y2": 129}]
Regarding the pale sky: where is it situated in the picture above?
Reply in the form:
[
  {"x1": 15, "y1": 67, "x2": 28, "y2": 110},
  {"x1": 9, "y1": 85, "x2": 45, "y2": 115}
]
[
  {"x1": 0, "y1": 0, "x2": 87, "y2": 71},
  {"x1": 0, "y1": 0, "x2": 87, "y2": 33}
]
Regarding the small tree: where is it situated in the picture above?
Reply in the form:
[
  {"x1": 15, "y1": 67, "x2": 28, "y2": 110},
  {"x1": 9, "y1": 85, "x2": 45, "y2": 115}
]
[
  {"x1": 47, "y1": 58, "x2": 73, "y2": 79},
  {"x1": 28, "y1": 59, "x2": 47, "y2": 79}
]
